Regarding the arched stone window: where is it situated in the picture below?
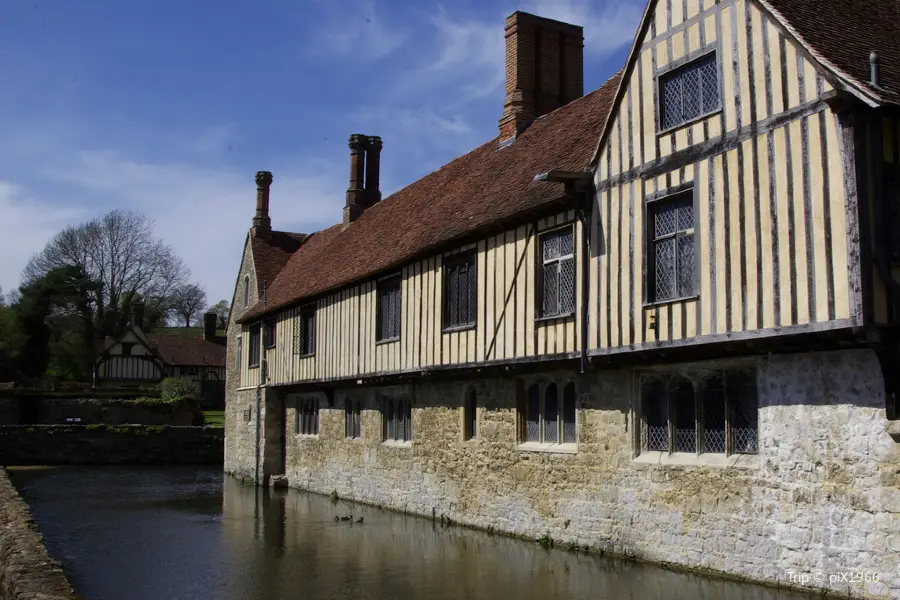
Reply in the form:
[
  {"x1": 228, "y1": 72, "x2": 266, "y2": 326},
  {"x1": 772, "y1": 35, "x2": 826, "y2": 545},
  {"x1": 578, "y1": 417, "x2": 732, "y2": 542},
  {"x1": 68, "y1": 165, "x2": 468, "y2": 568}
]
[
  {"x1": 243, "y1": 276, "x2": 250, "y2": 307},
  {"x1": 463, "y1": 388, "x2": 477, "y2": 440},
  {"x1": 521, "y1": 381, "x2": 578, "y2": 446}
]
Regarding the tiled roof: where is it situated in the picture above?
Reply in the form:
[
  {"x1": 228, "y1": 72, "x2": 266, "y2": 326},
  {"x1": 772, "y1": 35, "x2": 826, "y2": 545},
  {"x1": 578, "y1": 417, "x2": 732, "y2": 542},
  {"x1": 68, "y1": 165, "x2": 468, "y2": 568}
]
[
  {"x1": 761, "y1": 0, "x2": 900, "y2": 105},
  {"x1": 251, "y1": 230, "x2": 307, "y2": 293},
  {"x1": 147, "y1": 334, "x2": 226, "y2": 367},
  {"x1": 238, "y1": 72, "x2": 622, "y2": 323}
]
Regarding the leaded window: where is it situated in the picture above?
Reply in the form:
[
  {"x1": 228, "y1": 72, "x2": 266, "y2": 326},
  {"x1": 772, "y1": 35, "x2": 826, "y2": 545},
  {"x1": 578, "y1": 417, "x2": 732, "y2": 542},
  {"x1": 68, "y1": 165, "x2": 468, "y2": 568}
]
[
  {"x1": 443, "y1": 253, "x2": 477, "y2": 330},
  {"x1": 539, "y1": 226, "x2": 576, "y2": 318},
  {"x1": 660, "y1": 51, "x2": 720, "y2": 131},
  {"x1": 522, "y1": 382, "x2": 577, "y2": 445},
  {"x1": 295, "y1": 397, "x2": 319, "y2": 435},
  {"x1": 297, "y1": 305, "x2": 315, "y2": 356},
  {"x1": 639, "y1": 366, "x2": 758, "y2": 456},
  {"x1": 649, "y1": 192, "x2": 696, "y2": 302},
  {"x1": 382, "y1": 395, "x2": 412, "y2": 442},
  {"x1": 463, "y1": 388, "x2": 477, "y2": 440},
  {"x1": 345, "y1": 398, "x2": 362, "y2": 439},
  {"x1": 263, "y1": 319, "x2": 276, "y2": 348},
  {"x1": 376, "y1": 276, "x2": 401, "y2": 342},
  {"x1": 248, "y1": 326, "x2": 261, "y2": 368}
]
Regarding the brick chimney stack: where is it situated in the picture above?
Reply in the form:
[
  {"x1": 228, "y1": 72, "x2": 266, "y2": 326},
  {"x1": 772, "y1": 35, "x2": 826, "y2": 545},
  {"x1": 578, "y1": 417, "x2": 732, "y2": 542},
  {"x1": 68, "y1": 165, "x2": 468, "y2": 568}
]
[
  {"x1": 203, "y1": 312, "x2": 218, "y2": 341},
  {"x1": 252, "y1": 171, "x2": 273, "y2": 237},
  {"x1": 344, "y1": 134, "x2": 382, "y2": 224},
  {"x1": 498, "y1": 12, "x2": 584, "y2": 147},
  {"x1": 131, "y1": 301, "x2": 145, "y2": 330}
]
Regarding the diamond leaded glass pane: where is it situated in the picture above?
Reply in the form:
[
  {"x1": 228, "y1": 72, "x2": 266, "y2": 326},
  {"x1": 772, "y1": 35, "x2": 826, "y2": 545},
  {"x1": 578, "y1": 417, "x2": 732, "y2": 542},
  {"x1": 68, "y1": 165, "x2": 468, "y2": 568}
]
[
  {"x1": 466, "y1": 261, "x2": 476, "y2": 323},
  {"x1": 662, "y1": 74, "x2": 682, "y2": 130},
  {"x1": 677, "y1": 201, "x2": 693, "y2": 231},
  {"x1": 448, "y1": 266, "x2": 459, "y2": 326},
  {"x1": 542, "y1": 262, "x2": 559, "y2": 316},
  {"x1": 526, "y1": 384, "x2": 541, "y2": 442},
  {"x1": 544, "y1": 384, "x2": 558, "y2": 443},
  {"x1": 728, "y1": 369, "x2": 758, "y2": 454},
  {"x1": 677, "y1": 234, "x2": 696, "y2": 297},
  {"x1": 700, "y1": 55, "x2": 720, "y2": 113},
  {"x1": 672, "y1": 377, "x2": 696, "y2": 453},
  {"x1": 543, "y1": 232, "x2": 560, "y2": 261},
  {"x1": 701, "y1": 373, "x2": 726, "y2": 454},
  {"x1": 655, "y1": 204, "x2": 676, "y2": 237},
  {"x1": 682, "y1": 67, "x2": 702, "y2": 121},
  {"x1": 562, "y1": 383, "x2": 577, "y2": 443},
  {"x1": 559, "y1": 258, "x2": 575, "y2": 314},
  {"x1": 655, "y1": 238, "x2": 676, "y2": 301},
  {"x1": 559, "y1": 227, "x2": 574, "y2": 256},
  {"x1": 643, "y1": 378, "x2": 668, "y2": 452}
]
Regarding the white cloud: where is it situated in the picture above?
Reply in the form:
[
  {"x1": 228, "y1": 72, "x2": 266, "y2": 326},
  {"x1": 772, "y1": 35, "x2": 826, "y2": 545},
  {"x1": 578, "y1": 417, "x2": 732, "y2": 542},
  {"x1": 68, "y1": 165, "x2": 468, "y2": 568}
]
[
  {"x1": 520, "y1": 0, "x2": 643, "y2": 54},
  {"x1": 0, "y1": 181, "x2": 87, "y2": 292},
  {"x1": 311, "y1": 0, "x2": 407, "y2": 62}
]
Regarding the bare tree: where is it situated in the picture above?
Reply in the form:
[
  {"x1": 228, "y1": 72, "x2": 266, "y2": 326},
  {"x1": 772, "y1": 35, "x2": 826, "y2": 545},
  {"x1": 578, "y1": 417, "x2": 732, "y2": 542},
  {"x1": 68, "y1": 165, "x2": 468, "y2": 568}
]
[
  {"x1": 209, "y1": 299, "x2": 230, "y2": 328},
  {"x1": 23, "y1": 209, "x2": 189, "y2": 335},
  {"x1": 169, "y1": 283, "x2": 207, "y2": 327}
]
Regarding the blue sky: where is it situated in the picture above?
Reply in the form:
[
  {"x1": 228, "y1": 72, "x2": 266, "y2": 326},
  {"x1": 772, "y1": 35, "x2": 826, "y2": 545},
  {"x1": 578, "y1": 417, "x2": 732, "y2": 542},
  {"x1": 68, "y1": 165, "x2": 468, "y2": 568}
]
[{"x1": 0, "y1": 0, "x2": 642, "y2": 305}]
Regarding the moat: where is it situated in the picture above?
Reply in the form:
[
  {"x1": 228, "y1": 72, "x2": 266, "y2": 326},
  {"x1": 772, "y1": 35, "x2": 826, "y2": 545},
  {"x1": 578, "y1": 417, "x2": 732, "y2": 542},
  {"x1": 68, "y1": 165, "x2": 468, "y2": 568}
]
[{"x1": 11, "y1": 466, "x2": 817, "y2": 600}]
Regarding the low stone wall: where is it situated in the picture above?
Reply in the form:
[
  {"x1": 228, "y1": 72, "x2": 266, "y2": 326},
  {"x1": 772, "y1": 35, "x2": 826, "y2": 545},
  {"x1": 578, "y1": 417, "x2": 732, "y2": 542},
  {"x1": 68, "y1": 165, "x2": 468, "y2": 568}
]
[
  {"x1": 0, "y1": 395, "x2": 201, "y2": 426},
  {"x1": 226, "y1": 348, "x2": 900, "y2": 599},
  {"x1": 0, "y1": 468, "x2": 77, "y2": 599},
  {"x1": 0, "y1": 425, "x2": 224, "y2": 465}
]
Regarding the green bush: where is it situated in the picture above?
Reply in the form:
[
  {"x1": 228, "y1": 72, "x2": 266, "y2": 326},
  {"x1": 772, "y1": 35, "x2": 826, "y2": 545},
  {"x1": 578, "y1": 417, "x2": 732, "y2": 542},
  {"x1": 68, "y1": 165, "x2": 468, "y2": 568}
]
[{"x1": 160, "y1": 377, "x2": 197, "y2": 404}]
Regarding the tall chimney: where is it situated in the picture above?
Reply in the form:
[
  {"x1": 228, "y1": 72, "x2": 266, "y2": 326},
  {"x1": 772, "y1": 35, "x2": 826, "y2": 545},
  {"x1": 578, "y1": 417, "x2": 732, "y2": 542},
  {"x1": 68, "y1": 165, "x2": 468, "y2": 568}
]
[
  {"x1": 365, "y1": 135, "x2": 383, "y2": 206},
  {"x1": 344, "y1": 134, "x2": 369, "y2": 224},
  {"x1": 203, "y1": 312, "x2": 218, "y2": 341},
  {"x1": 252, "y1": 171, "x2": 273, "y2": 237},
  {"x1": 498, "y1": 12, "x2": 584, "y2": 147},
  {"x1": 132, "y1": 302, "x2": 145, "y2": 331}
]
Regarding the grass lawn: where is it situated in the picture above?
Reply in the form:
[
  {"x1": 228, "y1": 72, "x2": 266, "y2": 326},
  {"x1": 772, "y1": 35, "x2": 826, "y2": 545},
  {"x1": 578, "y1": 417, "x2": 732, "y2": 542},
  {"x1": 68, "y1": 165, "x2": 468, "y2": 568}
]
[{"x1": 202, "y1": 410, "x2": 225, "y2": 427}]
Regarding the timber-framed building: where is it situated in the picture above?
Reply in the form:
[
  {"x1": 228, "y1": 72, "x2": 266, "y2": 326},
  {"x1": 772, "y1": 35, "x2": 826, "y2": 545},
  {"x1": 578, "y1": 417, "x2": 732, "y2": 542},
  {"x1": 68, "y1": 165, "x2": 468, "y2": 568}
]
[{"x1": 225, "y1": 2, "x2": 900, "y2": 597}]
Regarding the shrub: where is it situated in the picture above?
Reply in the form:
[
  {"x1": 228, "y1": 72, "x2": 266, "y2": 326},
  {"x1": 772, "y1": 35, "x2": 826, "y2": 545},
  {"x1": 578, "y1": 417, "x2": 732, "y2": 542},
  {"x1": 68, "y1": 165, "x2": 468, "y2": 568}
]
[{"x1": 160, "y1": 377, "x2": 197, "y2": 404}]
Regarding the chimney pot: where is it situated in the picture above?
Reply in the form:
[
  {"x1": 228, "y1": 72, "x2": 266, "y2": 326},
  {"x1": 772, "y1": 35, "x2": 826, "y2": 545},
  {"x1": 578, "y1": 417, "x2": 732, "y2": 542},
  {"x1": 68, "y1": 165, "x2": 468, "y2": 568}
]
[
  {"x1": 870, "y1": 51, "x2": 881, "y2": 88},
  {"x1": 252, "y1": 171, "x2": 273, "y2": 237},
  {"x1": 498, "y1": 12, "x2": 584, "y2": 147},
  {"x1": 203, "y1": 313, "x2": 217, "y2": 341},
  {"x1": 365, "y1": 135, "x2": 383, "y2": 206},
  {"x1": 344, "y1": 134, "x2": 382, "y2": 224}
]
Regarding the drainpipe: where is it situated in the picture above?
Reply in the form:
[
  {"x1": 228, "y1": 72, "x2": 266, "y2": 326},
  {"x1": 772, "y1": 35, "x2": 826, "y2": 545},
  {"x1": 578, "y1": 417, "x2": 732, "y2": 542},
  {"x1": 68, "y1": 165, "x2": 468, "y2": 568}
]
[{"x1": 573, "y1": 185, "x2": 590, "y2": 375}]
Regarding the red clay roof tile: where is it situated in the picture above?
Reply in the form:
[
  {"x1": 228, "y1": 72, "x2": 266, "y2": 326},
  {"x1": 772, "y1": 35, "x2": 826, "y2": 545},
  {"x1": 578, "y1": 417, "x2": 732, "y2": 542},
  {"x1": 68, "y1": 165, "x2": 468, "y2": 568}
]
[{"x1": 239, "y1": 72, "x2": 623, "y2": 323}]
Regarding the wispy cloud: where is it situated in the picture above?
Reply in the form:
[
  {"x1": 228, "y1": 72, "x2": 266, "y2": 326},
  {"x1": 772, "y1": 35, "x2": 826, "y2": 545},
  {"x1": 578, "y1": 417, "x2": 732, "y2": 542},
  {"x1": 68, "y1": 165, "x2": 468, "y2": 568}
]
[
  {"x1": 520, "y1": 0, "x2": 643, "y2": 54},
  {"x1": 310, "y1": 0, "x2": 407, "y2": 62}
]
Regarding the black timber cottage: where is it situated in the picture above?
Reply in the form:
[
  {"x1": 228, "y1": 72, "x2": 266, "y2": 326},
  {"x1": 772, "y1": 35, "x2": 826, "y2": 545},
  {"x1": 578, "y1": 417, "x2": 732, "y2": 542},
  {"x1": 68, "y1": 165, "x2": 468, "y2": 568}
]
[{"x1": 225, "y1": 3, "x2": 900, "y2": 598}]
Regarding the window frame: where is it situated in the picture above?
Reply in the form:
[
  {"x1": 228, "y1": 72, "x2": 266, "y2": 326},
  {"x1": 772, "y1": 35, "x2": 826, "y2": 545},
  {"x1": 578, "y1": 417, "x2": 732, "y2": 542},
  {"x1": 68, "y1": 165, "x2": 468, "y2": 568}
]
[
  {"x1": 381, "y1": 394, "x2": 412, "y2": 444},
  {"x1": 236, "y1": 337, "x2": 242, "y2": 369},
  {"x1": 376, "y1": 275, "x2": 402, "y2": 344},
  {"x1": 345, "y1": 398, "x2": 362, "y2": 439},
  {"x1": 644, "y1": 184, "x2": 700, "y2": 306},
  {"x1": 655, "y1": 47, "x2": 722, "y2": 135},
  {"x1": 518, "y1": 380, "x2": 578, "y2": 451},
  {"x1": 442, "y1": 251, "x2": 478, "y2": 332},
  {"x1": 637, "y1": 364, "x2": 759, "y2": 459},
  {"x1": 297, "y1": 304, "x2": 316, "y2": 357},
  {"x1": 536, "y1": 224, "x2": 577, "y2": 321},
  {"x1": 294, "y1": 396, "x2": 320, "y2": 436},
  {"x1": 243, "y1": 276, "x2": 250, "y2": 308},
  {"x1": 462, "y1": 388, "x2": 477, "y2": 441},
  {"x1": 248, "y1": 325, "x2": 261, "y2": 369},
  {"x1": 263, "y1": 318, "x2": 276, "y2": 349}
]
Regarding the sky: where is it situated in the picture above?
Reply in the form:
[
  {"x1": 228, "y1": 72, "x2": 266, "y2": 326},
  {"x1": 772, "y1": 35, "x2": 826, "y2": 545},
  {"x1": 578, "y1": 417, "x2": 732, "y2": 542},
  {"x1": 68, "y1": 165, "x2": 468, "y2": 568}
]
[{"x1": 0, "y1": 0, "x2": 642, "y2": 305}]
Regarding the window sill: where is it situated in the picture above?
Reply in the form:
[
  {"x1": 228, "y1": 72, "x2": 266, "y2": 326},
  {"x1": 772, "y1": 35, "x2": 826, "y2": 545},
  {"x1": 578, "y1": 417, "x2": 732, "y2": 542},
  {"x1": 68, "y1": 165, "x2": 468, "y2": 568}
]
[
  {"x1": 517, "y1": 442, "x2": 578, "y2": 455},
  {"x1": 381, "y1": 440, "x2": 412, "y2": 448},
  {"x1": 643, "y1": 294, "x2": 699, "y2": 309},
  {"x1": 657, "y1": 108, "x2": 722, "y2": 136},
  {"x1": 442, "y1": 324, "x2": 476, "y2": 334},
  {"x1": 296, "y1": 352, "x2": 315, "y2": 359},
  {"x1": 375, "y1": 337, "x2": 400, "y2": 347},
  {"x1": 295, "y1": 433, "x2": 319, "y2": 440},
  {"x1": 248, "y1": 364, "x2": 260, "y2": 370},
  {"x1": 633, "y1": 451, "x2": 760, "y2": 469},
  {"x1": 535, "y1": 312, "x2": 576, "y2": 325}
]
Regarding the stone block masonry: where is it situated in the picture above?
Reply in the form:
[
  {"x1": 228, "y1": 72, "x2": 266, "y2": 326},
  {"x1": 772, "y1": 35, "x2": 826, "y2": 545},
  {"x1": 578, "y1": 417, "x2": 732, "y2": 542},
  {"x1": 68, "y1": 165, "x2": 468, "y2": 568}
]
[
  {"x1": 0, "y1": 425, "x2": 224, "y2": 466},
  {"x1": 225, "y1": 349, "x2": 900, "y2": 599},
  {"x1": 0, "y1": 468, "x2": 77, "y2": 599}
]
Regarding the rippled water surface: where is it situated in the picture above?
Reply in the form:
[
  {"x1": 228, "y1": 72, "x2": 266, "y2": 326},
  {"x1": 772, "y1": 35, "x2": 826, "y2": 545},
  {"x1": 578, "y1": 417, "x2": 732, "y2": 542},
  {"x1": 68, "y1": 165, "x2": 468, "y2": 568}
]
[{"x1": 11, "y1": 466, "x2": 813, "y2": 600}]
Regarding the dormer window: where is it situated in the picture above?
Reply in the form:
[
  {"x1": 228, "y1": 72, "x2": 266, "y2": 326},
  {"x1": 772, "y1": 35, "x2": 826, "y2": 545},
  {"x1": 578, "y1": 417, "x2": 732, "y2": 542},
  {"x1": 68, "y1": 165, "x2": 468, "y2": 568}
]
[{"x1": 659, "y1": 51, "x2": 720, "y2": 132}]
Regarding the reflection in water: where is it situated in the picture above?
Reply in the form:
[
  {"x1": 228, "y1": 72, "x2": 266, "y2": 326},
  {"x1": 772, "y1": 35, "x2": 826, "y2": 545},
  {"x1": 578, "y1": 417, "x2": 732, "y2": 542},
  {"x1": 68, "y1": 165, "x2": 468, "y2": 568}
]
[{"x1": 11, "y1": 467, "x2": 810, "y2": 600}]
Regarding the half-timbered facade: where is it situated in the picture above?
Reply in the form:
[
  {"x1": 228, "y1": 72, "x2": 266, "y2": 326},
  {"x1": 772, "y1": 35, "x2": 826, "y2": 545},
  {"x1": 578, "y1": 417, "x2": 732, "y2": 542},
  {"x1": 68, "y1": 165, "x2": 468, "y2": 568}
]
[
  {"x1": 225, "y1": 3, "x2": 900, "y2": 597},
  {"x1": 98, "y1": 306, "x2": 227, "y2": 406}
]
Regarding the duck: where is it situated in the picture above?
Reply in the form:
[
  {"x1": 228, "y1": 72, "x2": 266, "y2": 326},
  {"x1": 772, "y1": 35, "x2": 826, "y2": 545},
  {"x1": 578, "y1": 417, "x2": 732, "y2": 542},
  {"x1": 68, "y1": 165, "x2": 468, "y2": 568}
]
[
  {"x1": 355, "y1": 517, "x2": 364, "y2": 524},
  {"x1": 337, "y1": 515, "x2": 353, "y2": 522}
]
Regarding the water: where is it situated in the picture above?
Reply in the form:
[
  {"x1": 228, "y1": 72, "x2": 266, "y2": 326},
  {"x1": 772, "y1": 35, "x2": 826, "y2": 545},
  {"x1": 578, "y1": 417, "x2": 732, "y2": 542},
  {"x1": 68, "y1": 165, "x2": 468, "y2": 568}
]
[{"x1": 10, "y1": 466, "x2": 812, "y2": 600}]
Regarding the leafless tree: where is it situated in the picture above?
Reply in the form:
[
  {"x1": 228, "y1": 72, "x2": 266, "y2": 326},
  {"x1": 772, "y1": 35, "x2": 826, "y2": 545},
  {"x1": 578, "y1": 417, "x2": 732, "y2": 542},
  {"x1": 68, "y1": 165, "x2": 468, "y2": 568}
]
[
  {"x1": 23, "y1": 209, "x2": 189, "y2": 335},
  {"x1": 209, "y1": 299, "x2": 230, "y2": 328},
  {"x1": 169, "y1": 283, "x2": 207, "y2": 327}
]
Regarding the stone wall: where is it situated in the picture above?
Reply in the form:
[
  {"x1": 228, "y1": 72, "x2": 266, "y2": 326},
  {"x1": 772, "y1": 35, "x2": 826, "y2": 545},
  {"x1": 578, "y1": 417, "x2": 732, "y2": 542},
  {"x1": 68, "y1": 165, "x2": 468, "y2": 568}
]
[
  {"x1": 227, "y1": 349, "x2": 900, "y2": 599},
  {"x1": 0, "y1": 468, "x2": 76, "y2": 599},
  {"x1": 0, "y1": 425, "x2": 224, "y2": 465}
]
